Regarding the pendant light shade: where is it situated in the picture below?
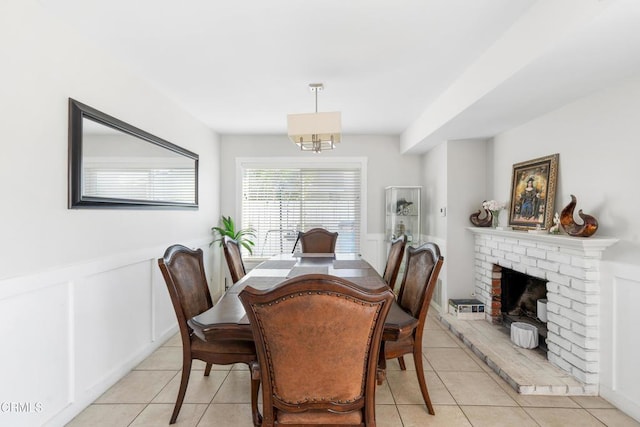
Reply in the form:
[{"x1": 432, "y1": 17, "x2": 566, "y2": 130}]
[{"x1": 287, "y1": 83, "x2": 341, "y2": 153}]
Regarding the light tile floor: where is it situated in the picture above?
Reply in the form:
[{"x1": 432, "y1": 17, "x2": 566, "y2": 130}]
[{"x1": 67, "y1": 314, "x2": 639, "y2": 426}]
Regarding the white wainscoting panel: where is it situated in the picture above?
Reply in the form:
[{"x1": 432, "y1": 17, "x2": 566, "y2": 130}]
[
  {"x1": 361, "y1": 233, "x2": 385, "y2": 275},
  {"x1": 0, "y1": 281, "x2": 71, "y2": 427},
  {"x1": 74, "y1": 261, "x2": 153, "y2": 397},
  {"x1": 599, "y1": 261, "x2": 640, "y2": 422},
  {"x1": 152, "y1": 260, "x2": 180, "y2": 345},
  {"x1": 614, "y1": 277, "x2": 640, "y2": 400},
  {"x1": 0, "y1": 238, "x2": 211, "y2": 427}
]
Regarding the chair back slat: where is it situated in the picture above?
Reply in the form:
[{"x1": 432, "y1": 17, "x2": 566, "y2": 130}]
[
  {"x1": 158, "y1": 245, "x2": 213, "y2": 325},
  {"x1": 222, "y1": 236, "x2": 247, "y2": 284},
  {"x1": 382, "y1": 235, "x2": 407, "y2": 289},
  {"x1": 299, "y1": 228, "x2": 338, "y2": 253},
  {"x1": 397, "y1": 243, "x2": 443, "y2": 321}
]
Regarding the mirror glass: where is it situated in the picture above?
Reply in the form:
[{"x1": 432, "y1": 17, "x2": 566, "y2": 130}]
[{"x1": 69, "y1": 99, "x2": 198, "y2": 208}]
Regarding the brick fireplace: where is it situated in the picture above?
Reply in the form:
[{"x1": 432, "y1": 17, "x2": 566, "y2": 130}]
[{"x1": 469, "y1": 228, "x2": 617, "y2": 389}]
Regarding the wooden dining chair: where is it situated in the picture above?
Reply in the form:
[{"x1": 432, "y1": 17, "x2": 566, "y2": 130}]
[
  {"x1": 382, "y1": 235, "x2": 407, "y2": 291},
  {"x1": 298, "y1": 228, "x2": 338, "y2": 253},
  {"x1": 239, "y1": 274, "x2": 394, "y2": 426},
  {"x1": 381, "y1": 243, "x2": 443, "y2": 415},
  {"x1": 158, "y1": 244, "x2": 261, "y2": 425},
  {"x1": 222, "y1": 236, "x2": 247, "y2": 284}
]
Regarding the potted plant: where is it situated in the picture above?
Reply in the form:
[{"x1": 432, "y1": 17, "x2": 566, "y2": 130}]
[{"x1": 211, "y1": 215, "x2": 257, "y2": 255}]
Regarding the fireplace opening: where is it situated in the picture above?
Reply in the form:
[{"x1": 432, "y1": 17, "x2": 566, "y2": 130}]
[{"x1": 500, "y1": 267, "x2": 548, "y2": 352}]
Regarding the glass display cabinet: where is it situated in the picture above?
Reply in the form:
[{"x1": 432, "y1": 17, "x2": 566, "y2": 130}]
[{"x1": 385, "y1": 186, "x2": 421, "y2": 244}]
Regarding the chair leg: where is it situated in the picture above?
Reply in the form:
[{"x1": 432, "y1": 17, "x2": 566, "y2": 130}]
[
  {"x1": 171, "y1": 358, "x2": 193, "y2": 424},
  {"x1": 412, "y1": 347, "x2": 435, "y2": 415},
  {"x1": 397, "y1": 356, "x2": 407, "y2": 370},
  {"x1": 377, "y1": 342, "x2": 387, "y2": 386},
  {"x1": 250, "y1": 376, "x2": 262, "y2": 426},
  {"x1": 204, "y1": 362, "x2": 213, "y2": 376}
]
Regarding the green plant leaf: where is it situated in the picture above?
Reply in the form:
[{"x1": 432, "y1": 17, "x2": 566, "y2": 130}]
[{"x1": 210, "y1": 215, "x2": 256, "y2": 252}]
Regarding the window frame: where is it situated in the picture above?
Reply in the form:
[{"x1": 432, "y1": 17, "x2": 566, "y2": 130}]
[{"x1": 236, "y1": 157, "x2": 368, "y2": 260}]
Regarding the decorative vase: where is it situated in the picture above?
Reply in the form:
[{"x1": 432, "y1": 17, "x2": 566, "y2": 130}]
[
  {"x1": 491, "y1": 210, "x2": 500, "y2": 228},
  {"x1": 469, "y1": 208, "x2": 492, "y2": 227},
  {"x1": 560, "y1": 194, "x2": 598, "y2": 237}
]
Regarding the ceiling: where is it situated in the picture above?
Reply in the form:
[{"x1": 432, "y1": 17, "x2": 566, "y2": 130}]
[{"x1": 39, "y1": 0, "x2": 640, "y2": 153}]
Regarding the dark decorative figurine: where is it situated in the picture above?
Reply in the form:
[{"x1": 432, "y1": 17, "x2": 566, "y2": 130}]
[
  {"x1": 469, "y1": 208, "x2": 493, "y2": 227},
  {"x1": 560, "y1": 195, "x2": 598, "y2": 237},
  {"x1": 396, "y1": 198, "x2": 413, "y2": 215}
]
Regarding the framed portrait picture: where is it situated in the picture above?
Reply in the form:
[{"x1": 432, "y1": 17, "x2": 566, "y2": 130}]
[{"x1": 508, "y1": 154, "x2": 559, "y2": 230}]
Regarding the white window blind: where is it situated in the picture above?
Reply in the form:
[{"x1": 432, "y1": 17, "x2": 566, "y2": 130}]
[
  {"x1": 242, "y1": 166, "x2": 361, "y2": 257},
  {"x1": 83, "y1": 167, "x2": 196, "y2": 203}
]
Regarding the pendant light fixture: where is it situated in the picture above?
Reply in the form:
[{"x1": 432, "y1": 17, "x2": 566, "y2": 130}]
[{"x1": 287, "y1": 83, "x2": 341, "y2": 153}]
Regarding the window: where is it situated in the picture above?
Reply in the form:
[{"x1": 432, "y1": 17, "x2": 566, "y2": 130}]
[{"x1": 240, "y1": 160, "x2": 364, "y2": 257}]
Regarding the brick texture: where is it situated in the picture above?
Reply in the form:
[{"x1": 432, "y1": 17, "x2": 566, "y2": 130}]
[{"x1": 471, "y1": 231, "x2": 612, "y2": 386}]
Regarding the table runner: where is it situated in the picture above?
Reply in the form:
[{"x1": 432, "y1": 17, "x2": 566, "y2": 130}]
[
  {"x1": 255, "y1": 260, "x2": 298, "y2": 270},
  {"x1": 349, "y1": 276, "x2": 390, "y2": 288},
  {"x1": 287, "y1": 266, "x2": 329, "y2": 277},
  {"x1": 332, "y1": 259, "x2": 371, "y2": 269},
  {"x1": 231, "y1": 276, "x2": 285, "y2": 293}
]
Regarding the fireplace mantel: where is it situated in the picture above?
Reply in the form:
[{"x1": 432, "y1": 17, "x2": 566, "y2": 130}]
[{"x1": 467, "y1": 227, "x2": 618, "y2": 253}]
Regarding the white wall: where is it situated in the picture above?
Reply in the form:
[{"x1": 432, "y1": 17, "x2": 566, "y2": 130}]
[
  {"x1": 219, "y1": 134, "x2": 422, "y2": 273},
  {"x1": 490, "y1": 74, "x2": 640, "y2": 420},
  {"x1": 446, "y1": 140, "x2": 488, "y2": 303},
  {"x1": 0, "y1": 1, "x2": 220, "y2": 425},
  {"x1": 420, "y1": 139, "x2": 488, "y2": 308},
  {"x1": 419, "y1": 142, "x2": 448, "y2": 308},
  {"x1": 421, "y1": 142, "x2": 448, "y2": 240}
]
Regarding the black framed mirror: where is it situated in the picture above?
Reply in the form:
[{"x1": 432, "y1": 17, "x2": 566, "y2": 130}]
[{"x1": 68, "y1": 98, "x2": 198, "y2": 209}]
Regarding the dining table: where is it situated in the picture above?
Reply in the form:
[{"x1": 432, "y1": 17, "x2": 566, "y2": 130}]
[{"x1": 188, "y1": 252, "x2": 418, "y2": 350}]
